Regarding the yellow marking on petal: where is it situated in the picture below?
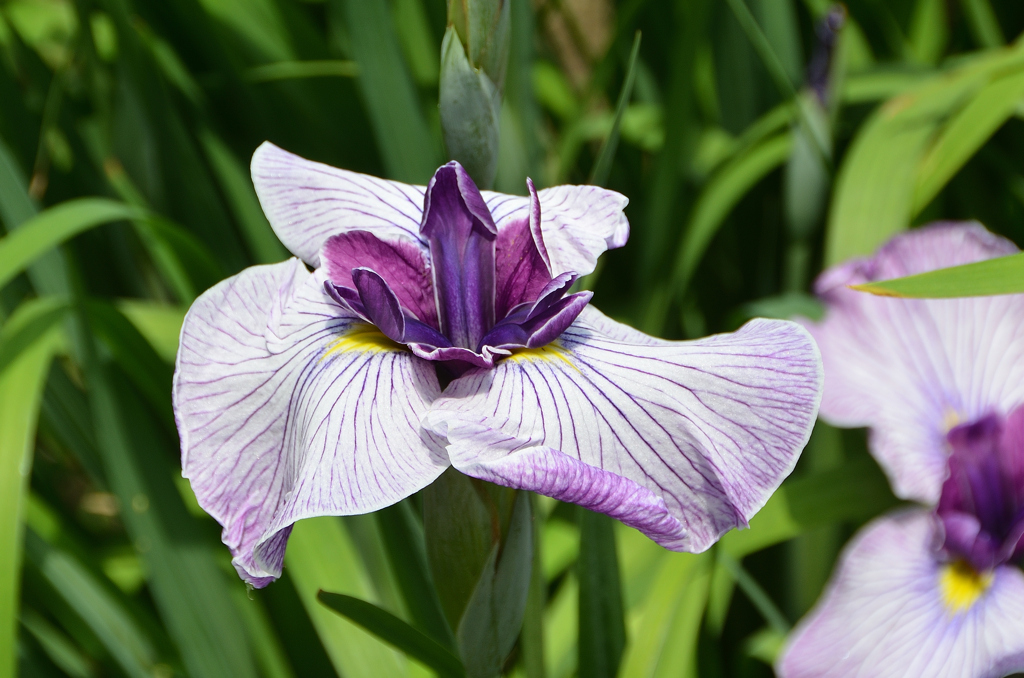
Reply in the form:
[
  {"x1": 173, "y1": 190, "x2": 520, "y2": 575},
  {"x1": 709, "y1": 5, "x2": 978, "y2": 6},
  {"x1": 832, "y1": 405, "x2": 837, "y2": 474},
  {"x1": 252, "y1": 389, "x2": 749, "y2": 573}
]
[
  {"x1": 942, "y1": 408, "x2": 963, "y2": 433},
  {"x1": 505, "y1": 342, "x2": 579, "y2": 372},
  {"x1": 321, "y1": 325, "x2": 403, "y2": 360},
  {"x1": 939, "y1": 560, "x2": 992, "y2": 614}
]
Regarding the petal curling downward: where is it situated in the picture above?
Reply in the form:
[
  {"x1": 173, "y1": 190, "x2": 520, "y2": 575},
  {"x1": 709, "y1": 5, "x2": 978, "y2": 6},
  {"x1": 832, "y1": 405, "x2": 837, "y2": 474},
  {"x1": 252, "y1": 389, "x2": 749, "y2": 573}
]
[
  {"x1": 173, "y1": 259, "x2": 448, "y2": 586},
  {"x1": 424, "y1": 306, "x2": 822, "y2": 552}
]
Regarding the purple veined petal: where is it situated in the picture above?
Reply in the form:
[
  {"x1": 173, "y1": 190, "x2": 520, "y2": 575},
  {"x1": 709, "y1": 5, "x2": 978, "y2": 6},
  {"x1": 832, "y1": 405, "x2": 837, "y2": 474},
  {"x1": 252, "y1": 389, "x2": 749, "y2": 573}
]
[
  {"x1": 804, "y1": 222, "x2": 1024, "y2": 505},
  {"x1": 251, "y1": 142, "x2": 428, "y2": 266},
  {"x1": 527, "y1": 178, "x2": 550, "y2": 270},
  {"x1": 321, "y1": 231, "x2": 437, "y2": 327},
  {"x1": 777, "y1": 510, "x2": 1024, "y2": 678},
  {"x1": 420, "y1": 162, "x2": 497, "y2": 350},
  {"x1": 483, "y1": 184, "x2": 630, "y2": 277},
  {"x1": 481, "y1": 291, "x2": 592, "y2": 351},
  {"x1": 423, "y1": 306, "x2": 823, "y2": 552},
  {"x1": 494, "y1": 214, "x2": 552, "y2": 319},
  {"x1": 351, "y1": 268, "x2": 405, "y2": 342},
  {"x1": 423, "y1": 418, "x2": 686, "y2": 545},
  {"x1": 173, "y1": 259, "x2": 449, "y2": 586}
]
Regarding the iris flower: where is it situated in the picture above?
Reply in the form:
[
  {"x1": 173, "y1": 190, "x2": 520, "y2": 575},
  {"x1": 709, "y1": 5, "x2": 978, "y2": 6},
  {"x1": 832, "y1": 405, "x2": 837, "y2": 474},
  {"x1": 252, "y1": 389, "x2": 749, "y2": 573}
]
[
  {"x1": 779, "y1": 223, "x2": 1024, "y2": 677},
  {"x1": 172, "y1": 144, "x2": 822, "y2": 586}
]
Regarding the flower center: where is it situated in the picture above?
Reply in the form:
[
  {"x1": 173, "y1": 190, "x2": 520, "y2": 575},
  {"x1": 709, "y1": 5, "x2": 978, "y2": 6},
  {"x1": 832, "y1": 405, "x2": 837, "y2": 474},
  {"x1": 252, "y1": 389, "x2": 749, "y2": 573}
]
[{"x1": 938, "y1": 559, "x2": 992, "y2": 614}]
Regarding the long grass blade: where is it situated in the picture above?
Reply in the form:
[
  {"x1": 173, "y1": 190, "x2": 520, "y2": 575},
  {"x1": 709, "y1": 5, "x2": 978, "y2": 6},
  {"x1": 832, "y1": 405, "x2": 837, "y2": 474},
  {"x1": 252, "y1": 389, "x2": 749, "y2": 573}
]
[
  {"x1": 588, "y1": 31, "x2": 641, "y2": 188},
  {"x1": 318, "y1": 592, "x2": 466, "y2": 678},
  {"x1": 0, "y1": 305, "x2": 63, "y2": 678},
  {"x1": 0, "y1": 199, "x2": 143, "y2": 291}
]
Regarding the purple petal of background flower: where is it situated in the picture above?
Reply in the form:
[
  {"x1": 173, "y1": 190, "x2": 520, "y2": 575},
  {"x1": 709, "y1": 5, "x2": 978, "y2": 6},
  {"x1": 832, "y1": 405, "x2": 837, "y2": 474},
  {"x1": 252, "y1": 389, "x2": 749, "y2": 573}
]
[
  {"x1": 778, "y1": 510, "x2": 1024, "y2": 678},
  {"x1": 939, "y1": 408, "x2": 1024, "y2": 569},
  {"x1": 173, "y1": 259, "x2": 449, "y2": 586},
  {"x1": 803, "y1": 222, "x2": 1024, "y2": 505},
  {"x1": 423, "y1": 306, "x2": 822, "y2": 552}
]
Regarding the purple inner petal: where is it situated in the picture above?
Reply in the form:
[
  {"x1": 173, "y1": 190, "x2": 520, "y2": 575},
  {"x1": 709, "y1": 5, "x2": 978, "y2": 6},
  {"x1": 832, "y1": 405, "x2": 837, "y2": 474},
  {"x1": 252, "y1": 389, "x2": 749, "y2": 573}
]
[
  {"x1": 351, "y1": 268, "x2": 406, "y2": 342},
  {"x1": 494, "y1": 216, "x2": 552, "y2": 318},
  {"x1": 939, "y1": 409, "x2": 1024, "y2": 570},
  {"x1": 322, "y1": 230, "x2": 437, "y2": 327},
  {"x1": 420, "y1": 162, "x2": 497, "y2": 349}
]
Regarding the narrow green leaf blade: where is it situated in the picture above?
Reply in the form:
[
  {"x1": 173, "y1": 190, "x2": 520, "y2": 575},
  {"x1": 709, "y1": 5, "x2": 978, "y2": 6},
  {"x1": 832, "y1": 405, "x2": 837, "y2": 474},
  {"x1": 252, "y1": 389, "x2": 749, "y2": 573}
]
[
  {"x1": 286, "y1": 517, "x2": 410, "y2": 677},
  {"x1": 318, "y1": 592, "x2": 466, "y2": 678},
  {"x1": 671, "y1": 133, "x2": 792, "y2": 293},
  {"x1": 375, "y1": 501, "x2": 457, "y2": 652},
  {"x1": 851, "y1": 250, "x2": 1024, "y2": 298},
  {"x1": 913, "y1": 70, "x2": 1024, "y2": 213},
  {"x1": 577, "y1": 510, "x2": 626, "y2": 678},
  {"x1": 114, "y1": 300, "x2": 186, "y2": 364},
  {"x1": 340, "y1": 0, "x2": 441, "y2": 183},
  {"x1": 0, "y1": 308, "x2": 62, "y2": 678},
  {"x1": 589, "y1": 31, "x2": 642, "y2": 188},
  {"x1": 0, "y1": 198, "x2": 142, "y2": 291},
  {"x1": 23, "y1": 530, "x2": 158, "y2": 678},
  {"x1": 616, "y1": 552, "x2": 710, "y2": 678},
  {"x1": 245, "y1": 60, "x2": 360, "y2": 82},
  {"x1": 0, "y1": 297, "x2": 66, "y2": 376},
  {"x1": 198, "y1": 130, "x2": 288, "y2": 264}
]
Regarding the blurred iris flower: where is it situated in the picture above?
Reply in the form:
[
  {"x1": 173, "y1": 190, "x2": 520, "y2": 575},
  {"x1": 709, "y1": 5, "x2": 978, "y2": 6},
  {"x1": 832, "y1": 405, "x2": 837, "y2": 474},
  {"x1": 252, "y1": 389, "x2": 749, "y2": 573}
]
[
  {"x1": 172, "y1": 144, "x2": 823, "y2": 587},
  {"x1": 780, "y1": 224, "x2": 1024, "y2": 677}
]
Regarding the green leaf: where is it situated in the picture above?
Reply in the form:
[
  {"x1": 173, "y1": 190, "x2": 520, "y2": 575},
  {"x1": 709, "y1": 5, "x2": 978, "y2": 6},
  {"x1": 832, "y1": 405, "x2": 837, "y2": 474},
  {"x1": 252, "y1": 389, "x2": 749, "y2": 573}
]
[
  {"x1": 577, "y1": 510, "x2": 625, "y2": 678},
  {"x1": 0, "y1": 296, "x2": 66, "y2": 377},
  {"x1": 960, "y1": 0, "x2": 1004, "y2": 49},
  {"x1": 227, "y1": 587, "x2": 297, "y2": 678},
  {"x1": 114, "y1": 300, "x2": 186, "y2": 363},
  {"x1": 424, "y1": 470, "x2": 496, "y2": 628},
  {"x1": 0, "y1": 198, "x2": 142, "y2": 292},
  {"x1": 198, "y1": 129, "x2": 288, "y2": 264},
  {"x1": 74, "y1": 294, "x2": 259, "y2": 678},
  {"x1": 0, "y1": 136, "x2": 35, "y2": 230},
  {"x1": 913, "y1": 68, "x2": 1024, "y2": 212},
  {"x1": 193, "y1": 0, "x2": 295, "y2": 61},
  {"x1": 286, "y1": 517, "x2": 410, "y2": 677},
  {"x1": 439, "y1": 25, "x2": 501, "y2": 187},
  {"x1": 340, "y1": 0, "x2": 441, "y2": 183},
  {"x1": 616, "y1": 552, "x2": 712, "y2": 678},
  {"x1": 86, "y1": 299, "x2": 174, "y2": 430},
  {"x1": 457, "y1": 491, "x2": 533, "y2": 678},
  {"x1": 850, "y1": 250, "x2": 1024, "y2": 298},
  {"x1": 245, "y1": 60, "x2": 360, "y2": 82},
  {"x1": 375, "y1": 501, "x2": 457, "y2": 652},
  {"x1": 318, "y1": 592, "x2": 466, "y2": 678},
  {"x1": 22, "y1": 530, "x2": 159, "y2": 678},
  {"x1": 589, "y1": 31, "x2": 642, "y2": 188},
  {"x1": 670, "y1": 132, "x2": 792, "y2": 295},
  {"x1": 825, "y1": 45, "x2": 1024, "y2": 265},
  {"x1": 20, "y1": 608, "x2": 95, "y2": 678},
  {"x1": 717, "y1": 552, "x2": 789, "y2": 634},
  {"x1": 0, "y1": 304, "x2": 62, "y2": 678}
]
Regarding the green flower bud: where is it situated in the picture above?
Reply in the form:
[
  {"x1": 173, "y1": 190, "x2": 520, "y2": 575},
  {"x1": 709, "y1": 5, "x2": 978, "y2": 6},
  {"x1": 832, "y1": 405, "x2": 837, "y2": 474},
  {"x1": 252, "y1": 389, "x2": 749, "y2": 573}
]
[{"x1": 440, "y1": 0, "x2": 509, "y2": 188}]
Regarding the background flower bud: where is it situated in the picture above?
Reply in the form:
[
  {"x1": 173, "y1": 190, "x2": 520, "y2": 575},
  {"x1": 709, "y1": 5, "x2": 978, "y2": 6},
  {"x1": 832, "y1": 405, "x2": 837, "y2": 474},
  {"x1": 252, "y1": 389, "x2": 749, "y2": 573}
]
[{"x1": 440, "y1": 0, "x2": 510, "y2": 188}]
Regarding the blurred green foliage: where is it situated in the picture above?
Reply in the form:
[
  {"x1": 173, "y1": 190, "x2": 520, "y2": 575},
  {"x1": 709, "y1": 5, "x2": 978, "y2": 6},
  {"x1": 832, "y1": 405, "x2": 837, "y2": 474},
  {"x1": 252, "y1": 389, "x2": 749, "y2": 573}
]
[{"x1": 2, "y1": 0, "x2": 1024, "y2": 676}]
